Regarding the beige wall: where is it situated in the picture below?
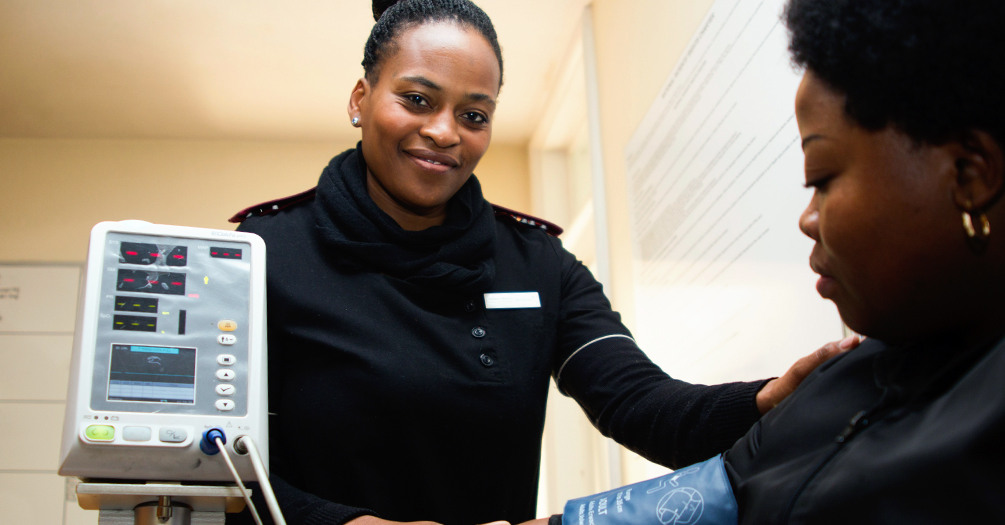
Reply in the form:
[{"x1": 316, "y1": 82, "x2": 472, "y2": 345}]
[
  {"x1": 589, "y1": 0, "x2": 716, "y2": 327},
  {"x1": 586, "y1": 0, "x2": 718, "y2": 484},
  {"x1": 476, "y1": 143, "x2": 532, "y2": 212},
  {"x1": 0, "y1": 138, "x2": 530, "y2": 263}
]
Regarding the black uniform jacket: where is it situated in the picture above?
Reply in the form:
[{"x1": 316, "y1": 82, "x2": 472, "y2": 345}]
[
  {"x1": 231, "y1": 146, "x2": 766, "y2": 525},
  {"x1": 725, "y1": 335, "x2": 1005, "y2": 523}
]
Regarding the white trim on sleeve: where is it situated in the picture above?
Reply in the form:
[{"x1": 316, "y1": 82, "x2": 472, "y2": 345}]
[{"x1": 555, "y1": 334, "x2": 637, "y2": 387}]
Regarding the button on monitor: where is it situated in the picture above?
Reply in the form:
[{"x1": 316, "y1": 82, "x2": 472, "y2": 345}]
[
  {"x1": 217, "y1": 334, "x2": 237, "y2": 346},
  {"x1": 159, "y1": 428, "x2": 188, "y2": 443},
  {"x1": 216, "y1": 369, "x2": 236, "y2": 381},
  {"x1": 122, "y1": 426, "x2": 152, "y2": 442},
  {"x1": 217, "y1": 320, "x2": 238, "y2": 332},
  {"x1": 85, "y1": 425, "x2": 115, "y2": 441},
  {"x1": 215, "y1": 399, "x2": 235, "y2": 411},
  {"x1": 217, "y1": 354, "x2": 236, "y2": 365}
]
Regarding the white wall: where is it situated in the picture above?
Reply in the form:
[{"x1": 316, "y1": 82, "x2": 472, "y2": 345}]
[
  {"x1": 588, "y1": 0, "x2": 720, "y2": 485},
  {"x1": 0, "y1": 264, "x2": 90, "y2": 524}
]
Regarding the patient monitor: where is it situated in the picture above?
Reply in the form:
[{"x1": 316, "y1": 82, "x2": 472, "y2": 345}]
[{"x1": 58, "y1": 221, "x2": 275, "y2": 523}]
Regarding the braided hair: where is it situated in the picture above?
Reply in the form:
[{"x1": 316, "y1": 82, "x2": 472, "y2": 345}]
[
  {"x1": 364, "y1": 0, "x2": 503, "y2": 88},
  {"x1": 784, "y1": 0, "x2": 1005, "y2": 147}
]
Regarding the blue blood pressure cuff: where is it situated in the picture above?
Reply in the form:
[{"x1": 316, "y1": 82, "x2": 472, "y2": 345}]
[{"x1": 561, "y1": 454, "x2": 737, "y2": 525}]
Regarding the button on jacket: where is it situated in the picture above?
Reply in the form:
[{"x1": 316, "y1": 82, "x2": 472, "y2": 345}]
[{"x1": 231, "y1": 146, "x2": 766, "y2": 525}]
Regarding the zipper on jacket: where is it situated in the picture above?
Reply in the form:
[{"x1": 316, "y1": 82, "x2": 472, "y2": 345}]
[
  {"x1": 781, "y1": 410, "x2": 871, "y2": 522},
  {"x1": 835, "y1": 410, "x2": 868, "y2": 443}
]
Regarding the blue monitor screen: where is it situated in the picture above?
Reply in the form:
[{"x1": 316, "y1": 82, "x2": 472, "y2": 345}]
[{"x1": 107, "y1": 344, "x2": 196, "y2": 404}]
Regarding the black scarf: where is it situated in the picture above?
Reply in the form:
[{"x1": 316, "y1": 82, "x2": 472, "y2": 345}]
[{"x1": 314, "y1": 144, "x2": 497, "y2": 294}]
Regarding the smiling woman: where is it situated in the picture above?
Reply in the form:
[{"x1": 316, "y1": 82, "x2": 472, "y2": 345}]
[
  {"x1": 225, "y1": 1, "x2": 854, "y2": 525},
  {"x1": 350, "y1": 21, "x2": 500, "y2": 230}
]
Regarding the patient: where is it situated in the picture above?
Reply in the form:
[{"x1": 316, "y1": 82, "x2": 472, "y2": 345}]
[
  {"x1": 532, "y1": 0, "x2": 1005, "y2": 523},
  {"x1": 724, "y1": 0, "x2": 1005, "y2": 521}
]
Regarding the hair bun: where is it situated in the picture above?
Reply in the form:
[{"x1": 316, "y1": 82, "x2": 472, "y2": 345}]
[{"x1": 372, "y1": 0, "x2": 404, "y2": 21}]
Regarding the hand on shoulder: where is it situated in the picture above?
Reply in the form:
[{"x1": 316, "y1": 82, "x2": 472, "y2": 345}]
[{"x1": 755, "y1": 335, "x2": 861, "y2": 414}]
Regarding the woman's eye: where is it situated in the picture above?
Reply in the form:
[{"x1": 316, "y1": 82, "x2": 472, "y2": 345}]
[
  {"x1": 463, "y1": 112, "x2": 488, "y2": 124},
  {"x1": 804, "y1": 177, "x2": 831, "y2": 192},
  {"x1": 405, "y1": 94, "x2": 430, "y2": 108}
]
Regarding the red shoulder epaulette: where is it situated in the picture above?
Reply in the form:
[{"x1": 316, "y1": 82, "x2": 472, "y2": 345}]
[
  {"x1": 229, "y1": 187, "x2": 317, "y2": 223},
  {"x1": 228, "y1": 190, "x2": 563, "y2": 236},
  {"x1": 491, "y1": 203, "x2": 563, "y2": 237}
]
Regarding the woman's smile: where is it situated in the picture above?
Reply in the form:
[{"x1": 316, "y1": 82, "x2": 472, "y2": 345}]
[{"x1": 404, "y1": 147, "x2": 459, "y2": 173}]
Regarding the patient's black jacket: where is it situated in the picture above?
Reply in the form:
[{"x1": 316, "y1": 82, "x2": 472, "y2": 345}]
[{"x1": 725, "y1": 335, "x2": 1005, "y2": 523}]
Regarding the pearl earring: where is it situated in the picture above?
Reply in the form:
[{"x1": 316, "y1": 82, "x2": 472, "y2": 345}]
[{"x1": 351, "y1": 117, "x2": 360, "y2": 126}]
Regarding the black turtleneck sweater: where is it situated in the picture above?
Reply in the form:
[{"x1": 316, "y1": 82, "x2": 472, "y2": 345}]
[{"x1": 230, "y1": 146, "x2": 766, "y2": 525}]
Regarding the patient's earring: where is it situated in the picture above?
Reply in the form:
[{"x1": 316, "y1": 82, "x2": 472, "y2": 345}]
[
  {"x1": 962, "y1": 200, "x2": 991, "y2": 254},
  {"x1": 351, "y1": 117, "x2": 360, "y2": 127}
]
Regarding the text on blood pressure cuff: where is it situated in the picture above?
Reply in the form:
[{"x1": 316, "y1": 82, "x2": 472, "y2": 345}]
[{"x1": 561, "y1": 454, "x2": 737, "y2": 525}]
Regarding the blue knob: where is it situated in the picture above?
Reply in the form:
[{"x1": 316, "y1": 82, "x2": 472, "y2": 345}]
[{"x1": 200, "y1": 428, "x2": 226, "y2": 455}]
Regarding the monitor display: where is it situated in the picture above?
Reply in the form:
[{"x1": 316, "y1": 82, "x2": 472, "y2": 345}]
[
  {"x1": 107, "y1": 344, "x2": 196, "y2": 404},
  {"x1": 116, "y1": 270, "x2": 186, "y2": 295}
]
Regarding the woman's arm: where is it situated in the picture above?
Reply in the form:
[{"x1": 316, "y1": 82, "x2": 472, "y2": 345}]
[{"x1": 549, "y1": 237, "x2": 855, "y2": 468}]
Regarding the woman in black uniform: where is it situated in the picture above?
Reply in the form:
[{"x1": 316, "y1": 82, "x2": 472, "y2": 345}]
[{"x1": 230, "y1": 1, "x2": 854, "y2": 524}]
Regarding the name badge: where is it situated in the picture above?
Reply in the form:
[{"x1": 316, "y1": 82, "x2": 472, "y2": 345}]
[{"x1": 484, "y1": 292, "x2": 541, "y2": 309}]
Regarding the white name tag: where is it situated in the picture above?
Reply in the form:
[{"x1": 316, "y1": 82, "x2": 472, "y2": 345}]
[{"x1": 484, "y1": 292, "x2": 541, "y2": 309}]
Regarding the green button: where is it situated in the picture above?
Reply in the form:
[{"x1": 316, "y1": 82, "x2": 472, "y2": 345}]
[{"x1": 85, "y1": 425, "x2": 115, "y2": 441}]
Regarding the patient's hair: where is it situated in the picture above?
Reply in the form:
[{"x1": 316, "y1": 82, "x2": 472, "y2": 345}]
[
  {"x1": 364, "y1": 0, "x2": 503, "y2": 87},
  {"x1": 784, "y1": 0, "x2": 1005, "y2": 146}
]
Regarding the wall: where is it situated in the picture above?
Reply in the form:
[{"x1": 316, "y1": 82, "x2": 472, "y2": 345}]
[
  {"x1": 477, "y1": 143, "x2": 532, "y2": 212},
  {"x1": 0, "y1": 138, "x2": 530, "y2": 263},
  {"x1": 588, "y1": 0, "x2": 718, "y2": 483},
  {"x1": 0, "y1": 264, "x2": 85, "y2": 525},
  {"x1": 590, "y1": 0, "x2": 717, "y2": 329}
]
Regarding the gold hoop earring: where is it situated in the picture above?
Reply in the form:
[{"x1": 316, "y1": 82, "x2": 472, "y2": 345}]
[{"x1": 962, "y1": 203, "x2": 991, "y2": 254}]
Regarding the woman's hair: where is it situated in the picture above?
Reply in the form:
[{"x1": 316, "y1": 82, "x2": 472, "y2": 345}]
[
  {"x1": 784, "y1": 0, "x2": 1005, "y2": 146},
  {"x1": 363, "y1": 0, "x2": 503, "y2": 88}
]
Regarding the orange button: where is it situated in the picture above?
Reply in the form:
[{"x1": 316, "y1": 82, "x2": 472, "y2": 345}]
[{"x1": 218, "y1": 320, "x2": 238, "y2": 332}]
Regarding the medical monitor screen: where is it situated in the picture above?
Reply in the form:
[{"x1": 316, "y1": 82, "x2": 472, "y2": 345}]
[
  {"x1": 116, "y1": 270, "x2": 186, "y2": 295},
  {"x1": 107, "y1": 344, "x2": 197, "y2": 404}
]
